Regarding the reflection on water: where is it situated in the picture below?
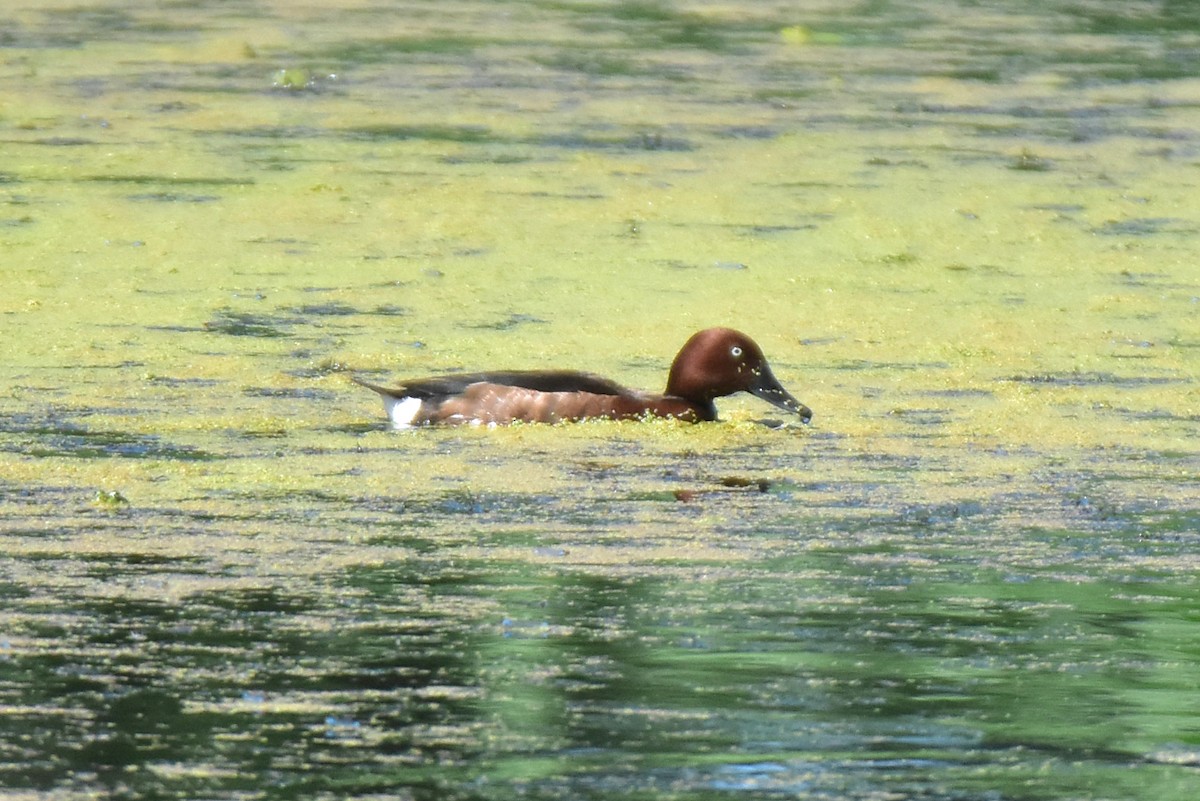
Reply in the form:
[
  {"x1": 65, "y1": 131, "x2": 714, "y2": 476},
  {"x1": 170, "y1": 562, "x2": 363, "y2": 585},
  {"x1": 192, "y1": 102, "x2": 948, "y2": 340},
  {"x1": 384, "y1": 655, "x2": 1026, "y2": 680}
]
[
  {"x1": 4, "y1": 464, "x2": 1197, "y2": 799},
  {"x1": 2, "y1": 0, "x2": 1199, "y2": 799}
]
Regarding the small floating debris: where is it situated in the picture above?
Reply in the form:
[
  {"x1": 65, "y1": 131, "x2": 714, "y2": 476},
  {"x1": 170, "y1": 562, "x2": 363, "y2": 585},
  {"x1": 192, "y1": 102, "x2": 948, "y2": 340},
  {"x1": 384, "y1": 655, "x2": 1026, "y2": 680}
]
[
  {"x1": 1009, "y1": 148, "x2": 1052, "y2": 171},
  {"x1": 272, "y1": 68, "x2": 336, "y2": 92},
  {"x1": 92, "y1": 490, "x2": 130, "y2": 510}
]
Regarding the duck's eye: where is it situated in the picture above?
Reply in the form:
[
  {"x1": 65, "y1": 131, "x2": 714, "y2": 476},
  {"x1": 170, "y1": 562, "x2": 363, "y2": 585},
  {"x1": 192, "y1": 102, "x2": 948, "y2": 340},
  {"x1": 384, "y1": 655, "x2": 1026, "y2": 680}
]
[{"x1": 730, "y1": 346, "x2": 743, "y2": 359}]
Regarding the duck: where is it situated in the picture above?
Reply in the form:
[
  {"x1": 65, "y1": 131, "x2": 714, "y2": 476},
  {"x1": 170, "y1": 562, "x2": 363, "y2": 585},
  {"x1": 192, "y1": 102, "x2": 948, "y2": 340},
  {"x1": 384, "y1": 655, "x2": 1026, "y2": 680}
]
[{"x1": 352, "y1": 327, "x2": 812, "y2": 428}]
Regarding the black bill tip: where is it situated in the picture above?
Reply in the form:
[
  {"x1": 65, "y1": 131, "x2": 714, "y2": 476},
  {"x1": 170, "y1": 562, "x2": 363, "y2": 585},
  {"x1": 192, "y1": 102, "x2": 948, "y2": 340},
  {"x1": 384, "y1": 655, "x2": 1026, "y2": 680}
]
[{"x1": 749, "y1": 367, "x2": 812, "y2": 424}]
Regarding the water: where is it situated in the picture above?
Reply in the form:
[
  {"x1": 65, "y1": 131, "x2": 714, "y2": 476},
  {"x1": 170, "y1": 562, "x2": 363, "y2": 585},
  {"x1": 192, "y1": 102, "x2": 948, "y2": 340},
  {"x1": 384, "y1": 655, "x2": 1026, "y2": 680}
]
[{"x1": 2, "y1": 1, "x2": 1198, "y2": 799}]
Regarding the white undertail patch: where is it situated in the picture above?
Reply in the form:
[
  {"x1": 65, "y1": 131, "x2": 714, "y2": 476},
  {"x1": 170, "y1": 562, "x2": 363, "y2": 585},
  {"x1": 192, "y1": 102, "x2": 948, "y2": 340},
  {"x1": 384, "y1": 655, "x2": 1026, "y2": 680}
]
[{"x1": 384, "y1": 396, "x2": 423, "y2": 429}]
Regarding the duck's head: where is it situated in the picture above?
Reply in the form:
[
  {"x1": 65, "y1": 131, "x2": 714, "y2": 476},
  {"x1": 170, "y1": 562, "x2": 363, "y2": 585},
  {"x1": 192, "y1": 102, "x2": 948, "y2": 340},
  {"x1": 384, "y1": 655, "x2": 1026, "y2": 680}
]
[{"x1": 665, "y1": 328, "x2": 812, "y2": 423}]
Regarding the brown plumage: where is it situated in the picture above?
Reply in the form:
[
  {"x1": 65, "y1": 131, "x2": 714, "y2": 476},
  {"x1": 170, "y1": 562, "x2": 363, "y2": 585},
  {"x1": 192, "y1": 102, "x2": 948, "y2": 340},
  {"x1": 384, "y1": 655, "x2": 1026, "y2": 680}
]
[{"x1": 352, "y1": 328, "x2": 811, "y2": 428}]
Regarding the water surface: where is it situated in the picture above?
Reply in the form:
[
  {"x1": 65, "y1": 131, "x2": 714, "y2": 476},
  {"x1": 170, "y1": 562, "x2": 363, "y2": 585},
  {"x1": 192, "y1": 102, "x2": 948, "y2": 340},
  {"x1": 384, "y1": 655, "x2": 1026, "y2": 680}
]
[{"x1": 1, "y1": 1, "x2": 1198, "y2": 799}]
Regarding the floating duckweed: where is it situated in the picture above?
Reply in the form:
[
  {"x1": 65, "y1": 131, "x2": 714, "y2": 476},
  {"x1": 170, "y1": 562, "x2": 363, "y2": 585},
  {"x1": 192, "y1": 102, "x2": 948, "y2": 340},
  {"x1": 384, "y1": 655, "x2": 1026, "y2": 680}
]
[
  {"x1": 272, "y1": 68, "x2": 335, "y2": 91},
  {"x1": 1010, "y1": 148, "x2": 1053, "y2": 171},
  {"x1": 781, "y1": 25, "x2": 811, "y2": 45},
  {"x1": 780, "y1": 24, "x2": 841, "y2": 45},
  {"x1": 879, "y1": 251, "x2": 919, "y2": 265},
  {"x1": 273, "y1": 68, "x2": 311, "y2": 89},
  {"x1": 93, "y1": 489, "x2": 130, "y2": 510}
]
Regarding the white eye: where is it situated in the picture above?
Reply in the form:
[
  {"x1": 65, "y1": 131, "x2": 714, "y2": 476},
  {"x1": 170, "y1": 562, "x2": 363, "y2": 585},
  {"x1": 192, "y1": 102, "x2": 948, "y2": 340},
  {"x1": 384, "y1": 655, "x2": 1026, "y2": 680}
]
[{"x1": 730, "y1": 346, "x2": 743, "y2": 358}]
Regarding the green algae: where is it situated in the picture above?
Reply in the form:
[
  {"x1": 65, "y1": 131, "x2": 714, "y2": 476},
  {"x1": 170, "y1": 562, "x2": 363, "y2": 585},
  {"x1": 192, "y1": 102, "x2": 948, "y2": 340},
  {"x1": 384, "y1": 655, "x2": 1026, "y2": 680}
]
[{"x1": 1, "y1": 0, "x2": 1199, "y2": 799}]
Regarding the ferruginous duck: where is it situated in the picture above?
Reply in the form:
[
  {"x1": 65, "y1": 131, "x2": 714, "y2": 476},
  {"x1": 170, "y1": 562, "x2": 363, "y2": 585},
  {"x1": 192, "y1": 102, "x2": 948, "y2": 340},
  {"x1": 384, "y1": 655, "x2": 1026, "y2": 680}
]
[{"x1": 352, "y1": 327, "x2": 812, "y2": 428}]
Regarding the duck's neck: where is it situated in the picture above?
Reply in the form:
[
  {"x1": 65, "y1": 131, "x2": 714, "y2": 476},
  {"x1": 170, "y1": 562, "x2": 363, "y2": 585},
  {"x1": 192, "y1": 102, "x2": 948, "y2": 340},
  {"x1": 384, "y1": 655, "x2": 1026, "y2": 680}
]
[{"x1": 694, "y1": 399, "x2": 718, "y2": 422}]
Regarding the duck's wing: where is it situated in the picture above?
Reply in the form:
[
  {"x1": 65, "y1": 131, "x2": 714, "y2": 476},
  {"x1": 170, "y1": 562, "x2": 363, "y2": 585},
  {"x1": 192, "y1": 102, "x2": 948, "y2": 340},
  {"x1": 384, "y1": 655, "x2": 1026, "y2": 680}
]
[
  {"x1": 353, "y1": 370, "x2": 631, "y2": 399},
  {"x1": 463, "y1": 370, "x2": 631, "y2": 396}
]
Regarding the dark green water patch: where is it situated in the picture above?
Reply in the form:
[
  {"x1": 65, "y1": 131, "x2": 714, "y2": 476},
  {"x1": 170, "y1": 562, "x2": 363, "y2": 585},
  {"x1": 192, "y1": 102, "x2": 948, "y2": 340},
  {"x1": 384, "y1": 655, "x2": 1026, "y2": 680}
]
[
  {"x1": 244, "y1": 236, "x2": 316, "y2": 248},
  {"x1": 127, "y1": 191, "x2": 221, "y2": 203},
  {"x1": 532, "y1": 50, "x2": 664, "y2": 78},
  {"x1": 887, "y1": 406, "x2": 953, "y2": 428},
  {"x1": 38, "y1": 6, "x2": 196, "y2": 41},
  {"x1": 0, "y1": 417, "x2": 220, "y2": 461},
  {"x1": 289, "y1": 301, "x2": 360, "y2": 317},
  {"x1": 538, "y1": 129, "x2": 694, "y2": 152},
  {"x1": 75, "y1": 549, "x2": 211, "y2": 575},
  {"x1": 567, "y1": 1, "x2": 764, "y2": 53},
  {"x1": 439, "y1": 151, "x2": 537, "y2": 165},
  {"x1": 1029, "y1": 203, "x2": 1087, "y2": 214},
  {"x1": 1092, "y1": 217, "x2": 1198, "y2": 237},
  {"x1": 82, "y1": 174, "x2": 252, "y2": 187},
  {"x1": 219, "y1": 121, "x2": 698, "y2": 154},
  {"x1": 896, "y1": 500, "x2": 990, "y2": 528},
  {"x1": 142, "y1": 375, "x2": 221, "y2": 387},
  {"x1": 366, "y1": 304, "x2": 410, "y2": 316},
  {"x1": 834, "y1": 359, "x2": 951, "y2": 372},
  {"x1": 297, "y1": 34, "x2": 482, "y2": 64},
  {"x1": 203, "y1": 309, "x2": 292, "y2": 338},
  {"x1": 241, "y1": 387, "x2": 337, "y2": 400},
  {"x1": 1113, "y1": 270, "x2": 1198, "y2": 290},
  {"x1": 463, "y1": 312, "x2": 548, "y2": 331},
  {"x1": 344, "y1": 123, "x2": 493, "y2": 144},
  {"x1": 1001, "y1": 371, "x2": 1182, "y2": 387},
  {"x1": 214, "y1": 125, "x2": 324, "y2": 142},
  {"x1": 1112, "y1": 406, "x2": 1200, "y2": 424},
  {"x1": 731, "y1": 222, "x2": 822, "y2": 236},
  {"x1": 920, "y1": 387, "x2": 995, "y2": 399},
  {"x1": 27, "y1": 136, "x2": 97, "y2": 147},
  {"x1": 1009, "y1": 148, "x2": 1054, "y2": 171}
]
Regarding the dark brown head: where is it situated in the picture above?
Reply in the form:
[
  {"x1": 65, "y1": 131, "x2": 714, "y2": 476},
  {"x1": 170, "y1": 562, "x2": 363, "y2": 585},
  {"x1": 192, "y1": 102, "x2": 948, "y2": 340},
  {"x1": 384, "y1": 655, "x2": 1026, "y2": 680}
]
[{"x1": 665, "y1": 328, "x2": 812, "y2": 423}]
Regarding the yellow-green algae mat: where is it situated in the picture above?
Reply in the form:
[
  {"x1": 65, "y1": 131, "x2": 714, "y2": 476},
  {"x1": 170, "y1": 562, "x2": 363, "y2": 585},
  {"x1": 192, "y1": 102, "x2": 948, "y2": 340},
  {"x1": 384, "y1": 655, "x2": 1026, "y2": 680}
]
[{"x1": 0, "y1": 0, "x2": 1198, "y2": 798}]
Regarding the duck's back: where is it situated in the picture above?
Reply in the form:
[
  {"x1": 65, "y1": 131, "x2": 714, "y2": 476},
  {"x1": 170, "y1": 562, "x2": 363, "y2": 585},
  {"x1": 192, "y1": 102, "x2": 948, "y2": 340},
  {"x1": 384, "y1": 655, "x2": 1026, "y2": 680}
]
[
  {"x1": 352, "y1": 371, "x2": 701, "y2": 427},
  {"x1": 402, "y1": 370, "x2": 631, "y2": 399}
]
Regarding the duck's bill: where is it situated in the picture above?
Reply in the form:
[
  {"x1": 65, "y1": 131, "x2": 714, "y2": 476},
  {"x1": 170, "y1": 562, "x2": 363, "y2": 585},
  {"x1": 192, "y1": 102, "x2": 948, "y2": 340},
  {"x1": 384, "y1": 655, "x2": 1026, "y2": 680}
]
[{"x1": 749, "y1": 367, "x2": 813, "y2": 424}]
